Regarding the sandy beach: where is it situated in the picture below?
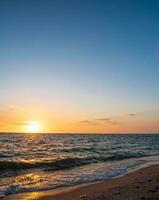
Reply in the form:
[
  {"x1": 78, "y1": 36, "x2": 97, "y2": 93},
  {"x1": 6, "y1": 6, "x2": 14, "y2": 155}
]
[{"x1": 3, "y1": 164, "x2": 159, "y2": 200}]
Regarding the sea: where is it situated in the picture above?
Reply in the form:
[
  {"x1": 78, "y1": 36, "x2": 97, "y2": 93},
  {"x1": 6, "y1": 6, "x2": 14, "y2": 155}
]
[{"x1": 0, "y1": 133, "x2": 159, "y2": 198}]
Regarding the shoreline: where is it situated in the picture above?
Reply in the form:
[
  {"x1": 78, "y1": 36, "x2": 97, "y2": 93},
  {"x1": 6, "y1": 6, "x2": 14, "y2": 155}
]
[{"x1": 3, "y1": 163, "x2": 159, "y2": 200}]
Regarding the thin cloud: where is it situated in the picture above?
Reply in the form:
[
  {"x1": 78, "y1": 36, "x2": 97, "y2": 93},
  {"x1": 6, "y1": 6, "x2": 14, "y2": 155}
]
[
  {"x1": 79, "y1": 118, "x2": 119, "y2": 126},
  {"x1": 79, "y1": 120, "x2": 98, "y2": 125},
  {"x1": 128, "y1": 113, "x2": 136, "y2": 117},
  {"x1": 95, "y1": 118, "x2": 118, "y2": 125},
  {"x1": 95, "y1": 118, "x2": 111, "y2": 121},
  {"x1": 12, "y1": 121, "x2": 31, "y2": 126}
]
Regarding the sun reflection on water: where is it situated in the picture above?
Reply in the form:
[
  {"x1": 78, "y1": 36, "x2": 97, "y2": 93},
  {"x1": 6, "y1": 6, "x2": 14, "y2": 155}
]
[{"x1": 20, "y1": 191, "x2": 42, "y2": 200}]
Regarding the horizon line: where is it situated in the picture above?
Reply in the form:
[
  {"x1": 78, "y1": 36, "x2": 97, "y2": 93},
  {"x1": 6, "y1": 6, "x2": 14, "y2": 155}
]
[{"x1": 0, "y1": 132, "x2": 159, "y2": 135}]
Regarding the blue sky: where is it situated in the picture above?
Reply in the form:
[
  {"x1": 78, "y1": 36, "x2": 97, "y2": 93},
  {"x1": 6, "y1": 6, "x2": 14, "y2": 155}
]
[{"x1": 0, "y1": 0, "x2": 159, "y2": 133}]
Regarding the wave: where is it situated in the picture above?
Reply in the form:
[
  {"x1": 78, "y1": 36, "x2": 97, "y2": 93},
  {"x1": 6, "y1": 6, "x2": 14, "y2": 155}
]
[
  {"x1": 0, "y1": 157, "x2": 95, "y2": 172},
  {"x1": 0, "y1": 153, "x2": 13, "y2": 158},
  {"x1": 0, "y1": 152, "x2": 156, "y2": 173}
]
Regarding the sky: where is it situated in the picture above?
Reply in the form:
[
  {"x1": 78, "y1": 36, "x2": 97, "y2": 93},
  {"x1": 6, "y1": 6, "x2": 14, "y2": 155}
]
[{"x1": 0, "y1": 0, "x2": 159, "y2": 133}]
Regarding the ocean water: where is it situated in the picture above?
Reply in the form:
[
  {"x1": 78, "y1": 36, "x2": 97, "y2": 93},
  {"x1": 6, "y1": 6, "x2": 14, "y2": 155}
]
[{"x1": 0, "y1": 133, "x2": 159, "y2": 198}]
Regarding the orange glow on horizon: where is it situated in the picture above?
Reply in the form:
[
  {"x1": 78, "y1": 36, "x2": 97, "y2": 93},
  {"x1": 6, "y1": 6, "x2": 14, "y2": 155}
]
[{"x1": 0, "y1": 106, "x2": 159, "y2": 133}]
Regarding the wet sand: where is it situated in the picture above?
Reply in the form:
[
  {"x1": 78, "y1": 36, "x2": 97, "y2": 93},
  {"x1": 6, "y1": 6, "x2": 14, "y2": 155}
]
[{"x1": 3, "y1": 164, "x2": 159, "y2": 200}]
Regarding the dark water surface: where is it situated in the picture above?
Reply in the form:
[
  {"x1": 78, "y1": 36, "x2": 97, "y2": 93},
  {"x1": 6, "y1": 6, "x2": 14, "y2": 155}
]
[{"x1": 0, "y1": 133, "x2": 159, "y2": 198}]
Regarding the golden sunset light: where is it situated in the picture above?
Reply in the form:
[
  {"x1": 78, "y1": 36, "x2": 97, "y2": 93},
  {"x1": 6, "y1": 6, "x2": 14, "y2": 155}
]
[{"x1": 25, "y1": 121, "x2": 42, "y2": 133}]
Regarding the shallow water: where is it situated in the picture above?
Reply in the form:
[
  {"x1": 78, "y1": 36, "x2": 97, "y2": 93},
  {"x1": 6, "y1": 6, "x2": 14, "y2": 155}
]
[{"x1": 0, "y1": 133, "x2": 159, "y2": 198}]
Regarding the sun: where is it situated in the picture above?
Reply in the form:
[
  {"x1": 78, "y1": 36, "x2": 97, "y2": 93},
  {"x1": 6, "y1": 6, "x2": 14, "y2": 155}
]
[{"x1": 26, "y1": 121, "x2": 41, "y2": 133}]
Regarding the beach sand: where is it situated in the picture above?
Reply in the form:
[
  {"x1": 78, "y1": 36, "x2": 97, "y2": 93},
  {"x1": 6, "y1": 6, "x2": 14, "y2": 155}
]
[{"x1": 3, "y1": 164, "x2": 159, "y2": 200}]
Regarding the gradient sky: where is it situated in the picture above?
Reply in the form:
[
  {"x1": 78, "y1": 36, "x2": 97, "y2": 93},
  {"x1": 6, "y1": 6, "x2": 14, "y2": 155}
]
[{"x1": 0, "y1": 0, "x2": 159, "y2": 133}]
